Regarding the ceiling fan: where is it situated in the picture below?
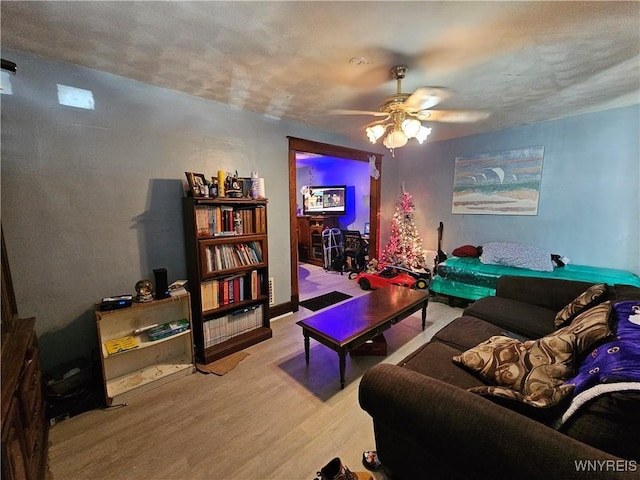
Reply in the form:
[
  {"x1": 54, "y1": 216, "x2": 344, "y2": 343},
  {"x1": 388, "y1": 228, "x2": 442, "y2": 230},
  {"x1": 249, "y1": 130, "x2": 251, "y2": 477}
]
[{"x1": 331, "y1": 66, "x2": 490, "y2": 152}]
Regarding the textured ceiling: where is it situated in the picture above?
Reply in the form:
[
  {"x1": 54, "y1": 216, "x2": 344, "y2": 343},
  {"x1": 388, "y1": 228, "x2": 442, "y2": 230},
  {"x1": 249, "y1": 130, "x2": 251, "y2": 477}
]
[{"x1": 2, "y1": 1, "x2": 639, "y2": 143}]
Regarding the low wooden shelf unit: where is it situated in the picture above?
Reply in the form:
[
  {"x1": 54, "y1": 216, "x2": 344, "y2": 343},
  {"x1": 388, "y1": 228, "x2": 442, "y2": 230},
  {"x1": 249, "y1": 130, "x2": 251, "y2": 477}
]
[{"x1": 95, "y1": 294, "x2": 195, "y2": 406}]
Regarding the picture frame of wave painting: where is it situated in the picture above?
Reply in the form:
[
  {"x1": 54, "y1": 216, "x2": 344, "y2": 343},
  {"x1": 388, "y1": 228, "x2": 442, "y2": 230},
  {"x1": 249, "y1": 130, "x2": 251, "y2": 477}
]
[{"x1": 452, "y1": 146, "x2": 545, "y2": 215}]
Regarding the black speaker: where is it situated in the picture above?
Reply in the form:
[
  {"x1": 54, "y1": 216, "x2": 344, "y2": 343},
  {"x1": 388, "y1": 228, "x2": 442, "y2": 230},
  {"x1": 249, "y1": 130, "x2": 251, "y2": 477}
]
[{"x1": 153, "y1": 268, "x2": 169, "y2": 300}]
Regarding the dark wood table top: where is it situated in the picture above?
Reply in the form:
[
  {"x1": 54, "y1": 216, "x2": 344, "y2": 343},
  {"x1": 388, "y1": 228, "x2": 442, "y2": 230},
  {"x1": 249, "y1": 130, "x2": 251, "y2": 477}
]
[{"x1": 296, "y1": 286, "x2": 428, "y2": 347}]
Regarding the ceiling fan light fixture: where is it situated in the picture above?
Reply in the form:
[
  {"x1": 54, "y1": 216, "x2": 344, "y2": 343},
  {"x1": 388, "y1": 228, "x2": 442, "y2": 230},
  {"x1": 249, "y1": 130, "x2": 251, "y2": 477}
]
[
  {"x1": 384, "y1": 129, "x2": 408, "y2": 149},
  {"x1": 337, "y1": 65, "x2": 486, "y2": 154},
  {"x1": 402, "y1": 118, "x2": 421, "y2": 138},
  {"x1": 366, "y1": 124, "x2": 386, "y2": 143},
  {"x1": 415, "y1": 125, "x2": 432, "y2": 144}
]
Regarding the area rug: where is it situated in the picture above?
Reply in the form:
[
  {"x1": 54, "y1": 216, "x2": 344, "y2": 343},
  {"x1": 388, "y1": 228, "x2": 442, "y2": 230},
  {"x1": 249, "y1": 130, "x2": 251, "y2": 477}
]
[
  {"x1": 197, "y1": 351, "x2": 250, "y2": 376},
  {"x1": 300, "y1": 291, "x2": 352, "y2": 312}
]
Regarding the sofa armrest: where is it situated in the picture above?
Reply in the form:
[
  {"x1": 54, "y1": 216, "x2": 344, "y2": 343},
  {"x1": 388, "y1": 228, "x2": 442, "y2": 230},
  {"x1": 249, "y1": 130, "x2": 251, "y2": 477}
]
[
  {"x1": 359, "y1": 364, "x2": 628, "y2": 480},
  {"x1": 495, "y1": 275, "x2": 600, "y2": 311}
]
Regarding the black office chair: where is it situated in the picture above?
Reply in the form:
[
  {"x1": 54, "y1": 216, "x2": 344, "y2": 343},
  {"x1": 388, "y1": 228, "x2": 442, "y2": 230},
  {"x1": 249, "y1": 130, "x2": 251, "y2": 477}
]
[{"x1": 341, "y1": 230, "x2": 368, "y2": 279}]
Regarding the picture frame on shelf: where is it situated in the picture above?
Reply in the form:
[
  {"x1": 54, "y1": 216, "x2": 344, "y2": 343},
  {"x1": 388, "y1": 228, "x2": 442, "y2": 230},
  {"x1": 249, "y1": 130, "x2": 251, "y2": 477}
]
[
  {"x1": 239, "y1": 178, "x2": 252, "y2": 197},
  {"x1": 185, "y1": 172, "x2": 207, "y2": 197},
  {"x1": 225, "y1": 176, "x2": 244, "y2": 198}
]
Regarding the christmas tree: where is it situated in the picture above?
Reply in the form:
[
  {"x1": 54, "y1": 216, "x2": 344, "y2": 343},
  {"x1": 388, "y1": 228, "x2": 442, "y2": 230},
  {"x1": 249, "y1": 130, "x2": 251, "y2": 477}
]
[{"x1": 381, "y1": 186, "x2": 427, "y2": 269}]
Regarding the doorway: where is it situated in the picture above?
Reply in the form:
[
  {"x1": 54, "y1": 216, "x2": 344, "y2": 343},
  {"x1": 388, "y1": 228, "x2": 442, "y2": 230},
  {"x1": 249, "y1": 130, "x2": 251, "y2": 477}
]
[{"x1": 287, "y1": 137, "x2": 383, "y2": 313}]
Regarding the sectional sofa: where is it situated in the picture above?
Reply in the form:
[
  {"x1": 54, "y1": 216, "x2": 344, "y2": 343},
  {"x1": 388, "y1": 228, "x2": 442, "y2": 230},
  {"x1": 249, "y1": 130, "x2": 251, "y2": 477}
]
[{"x1": 359, "y1": 276, "x2": 640, "y2": 479}]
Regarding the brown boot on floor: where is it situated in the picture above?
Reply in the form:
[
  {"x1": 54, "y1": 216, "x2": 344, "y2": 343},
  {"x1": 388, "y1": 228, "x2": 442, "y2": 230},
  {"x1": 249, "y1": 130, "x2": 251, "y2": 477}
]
[{"x1": 318, "y1": 457, "x2": 373, "y2": 480}]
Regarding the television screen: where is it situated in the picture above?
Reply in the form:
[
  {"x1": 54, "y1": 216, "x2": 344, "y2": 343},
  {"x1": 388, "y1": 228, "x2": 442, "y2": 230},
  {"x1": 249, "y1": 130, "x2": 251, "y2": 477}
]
[{"x1": 303, "y1": 185, "x2": 347, "y2": 216}]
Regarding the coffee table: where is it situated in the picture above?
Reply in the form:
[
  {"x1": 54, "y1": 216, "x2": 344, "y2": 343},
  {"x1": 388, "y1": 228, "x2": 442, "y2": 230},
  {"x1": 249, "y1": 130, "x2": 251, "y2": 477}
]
[{"x1": 296, "y1": 285, "x2": 429, "y2": 389}]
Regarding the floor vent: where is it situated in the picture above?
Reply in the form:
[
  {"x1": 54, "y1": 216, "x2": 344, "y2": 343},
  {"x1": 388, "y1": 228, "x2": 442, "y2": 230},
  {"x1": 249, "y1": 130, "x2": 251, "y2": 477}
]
[{"x1": 268, "y1": 277, "x2": 275, "y2": 306}]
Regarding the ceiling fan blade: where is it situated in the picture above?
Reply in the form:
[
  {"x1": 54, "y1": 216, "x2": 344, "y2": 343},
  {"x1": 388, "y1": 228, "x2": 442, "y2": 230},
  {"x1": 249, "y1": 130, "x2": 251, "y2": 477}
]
[
  {"x1": 327, "y1": 109, "x2": 388, "y2": 117},
  {"x1": 415, "y1": 109, "x2": 490, "y2": 123},
  {"x1": 402, "y1": 87, "x2": 453, "y2": 112},
  {"x1": 363, "y1": 116, "x2": 391, "y2": 128}
]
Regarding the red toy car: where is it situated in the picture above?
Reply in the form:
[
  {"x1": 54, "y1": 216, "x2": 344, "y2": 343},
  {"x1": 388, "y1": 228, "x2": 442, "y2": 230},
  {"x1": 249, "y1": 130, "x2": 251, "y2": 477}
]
[{"x1": 355, "y1": 265, "x2": 431, "y2": 291}]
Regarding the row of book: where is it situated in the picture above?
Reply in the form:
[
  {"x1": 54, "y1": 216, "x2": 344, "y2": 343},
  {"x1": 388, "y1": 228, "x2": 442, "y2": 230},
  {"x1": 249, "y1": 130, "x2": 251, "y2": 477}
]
[
  {"x1": 200, "y1": 270, "x2": 262, "y2": 311},
  {"x1": 103, "y1": 319, "x2": 190, "y2": 356},
  {"x1": 195, "y1": 205, "x2": 266, "y2": 237},
  {"x1": 205, "y1": 241, "x2": 263, "y2": 272},
  {"x1": 203, "y1": 305, "x2": 263, "y2": 348},
  {"x1": 104, "y1": 335, "x2": 138, "y2": 355}
]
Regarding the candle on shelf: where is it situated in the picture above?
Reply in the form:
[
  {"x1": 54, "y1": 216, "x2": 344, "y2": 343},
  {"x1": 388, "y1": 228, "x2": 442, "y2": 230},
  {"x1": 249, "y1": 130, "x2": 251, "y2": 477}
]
[{"x1": 217, "y1": 170, "x2": 225, "y2": 197}]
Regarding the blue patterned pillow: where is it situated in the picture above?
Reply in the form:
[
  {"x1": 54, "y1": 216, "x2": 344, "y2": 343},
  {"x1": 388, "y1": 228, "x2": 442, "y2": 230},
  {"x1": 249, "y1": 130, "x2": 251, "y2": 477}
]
[{"x1": 480, "y1": 242, "x2": 554, "y2": 272}]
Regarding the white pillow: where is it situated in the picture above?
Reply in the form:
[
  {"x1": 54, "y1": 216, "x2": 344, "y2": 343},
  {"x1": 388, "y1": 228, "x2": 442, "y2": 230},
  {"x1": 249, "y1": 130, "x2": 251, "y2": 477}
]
[{"x1": 480, "y1": 242, "x2": 554, "y2": 272}]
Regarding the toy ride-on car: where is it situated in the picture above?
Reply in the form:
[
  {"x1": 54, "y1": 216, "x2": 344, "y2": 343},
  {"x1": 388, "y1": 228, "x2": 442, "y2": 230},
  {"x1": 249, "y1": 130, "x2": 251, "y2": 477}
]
[{"x1": 355, "y1": 265, "x2": 431, "y2": 291}]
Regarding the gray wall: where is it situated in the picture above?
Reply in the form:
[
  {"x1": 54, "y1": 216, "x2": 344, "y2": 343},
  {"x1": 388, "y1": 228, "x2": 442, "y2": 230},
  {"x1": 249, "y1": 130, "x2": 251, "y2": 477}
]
[
  {"x1": 2, "y1": 49, "x2": 638, "y2": 372},
  {"x1": 0, "y1": 49, "x2": 376, "y2": 370},
  {"x1": 392, "y1": 104, "x2": 640, "y2": 273}
]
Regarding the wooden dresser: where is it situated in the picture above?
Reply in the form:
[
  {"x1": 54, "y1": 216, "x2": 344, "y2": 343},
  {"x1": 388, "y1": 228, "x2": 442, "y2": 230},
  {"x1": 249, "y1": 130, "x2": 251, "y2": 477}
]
[{"x1": 1, "y1": 228, "x2": 49, "y2": 480}]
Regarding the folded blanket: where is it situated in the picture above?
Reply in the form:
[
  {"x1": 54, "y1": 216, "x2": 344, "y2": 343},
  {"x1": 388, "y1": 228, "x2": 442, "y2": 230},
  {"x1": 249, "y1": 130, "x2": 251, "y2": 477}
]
[
  {"x1": 564, "y1": 301, "x2": 640, "y2": 395},
  {"x1": 555, "y1": 301, "x2": 640, "y2": 429},
  {"x1": 554, "y1": 381, "x2": 640, "y2": 429}
]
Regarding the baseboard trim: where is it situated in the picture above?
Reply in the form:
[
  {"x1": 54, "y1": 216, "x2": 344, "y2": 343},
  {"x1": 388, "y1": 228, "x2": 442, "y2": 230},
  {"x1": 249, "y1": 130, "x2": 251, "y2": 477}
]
[{"x1": 269, "y1": 301, "x2": 293, "y2": 319}]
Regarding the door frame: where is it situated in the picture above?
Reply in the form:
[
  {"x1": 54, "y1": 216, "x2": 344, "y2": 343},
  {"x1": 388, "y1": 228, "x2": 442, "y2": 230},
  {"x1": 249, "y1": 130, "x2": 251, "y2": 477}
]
[{"x1": 287, "y1": 136, "x2": 383, "y2": 312}]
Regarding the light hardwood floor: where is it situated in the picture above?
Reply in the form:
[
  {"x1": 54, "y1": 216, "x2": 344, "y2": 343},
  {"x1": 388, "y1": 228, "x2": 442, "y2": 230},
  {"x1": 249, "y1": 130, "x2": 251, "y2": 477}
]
[{"x1": 48, "y1": 264, "x2": 463, "y2": 480}]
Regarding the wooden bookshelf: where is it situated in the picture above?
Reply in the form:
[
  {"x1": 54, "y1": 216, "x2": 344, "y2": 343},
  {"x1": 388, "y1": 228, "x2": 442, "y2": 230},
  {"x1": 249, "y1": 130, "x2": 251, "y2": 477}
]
[{"x1": 182, "y1": 197, "x2": 272, "y2": 364}]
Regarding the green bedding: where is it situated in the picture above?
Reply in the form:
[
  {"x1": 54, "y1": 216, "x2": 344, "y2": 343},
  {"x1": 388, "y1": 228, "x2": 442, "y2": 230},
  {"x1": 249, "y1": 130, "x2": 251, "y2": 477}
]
[{"x1": 430, "y1": 257, "x2": 640, "y2": 302}]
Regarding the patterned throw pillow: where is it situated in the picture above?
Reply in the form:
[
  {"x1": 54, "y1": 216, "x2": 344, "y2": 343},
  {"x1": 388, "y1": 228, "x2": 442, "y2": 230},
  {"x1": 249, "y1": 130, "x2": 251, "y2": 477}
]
[
  {"x1": 452, "y1": 333, "x2": 576, "y2": 407},
  {"x1": 469, "y1": 384, "x2": 575, "y2": 409},
  {"x1": 554, "y1": 283, "x2": 607, "y2": 328},
  {"x1": 555, "y1": 301, "x2": 612, "y2": 353}
]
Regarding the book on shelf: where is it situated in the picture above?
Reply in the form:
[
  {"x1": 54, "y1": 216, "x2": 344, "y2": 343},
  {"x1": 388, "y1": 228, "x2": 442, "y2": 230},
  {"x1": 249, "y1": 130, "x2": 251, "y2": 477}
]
[
  {"x1": 220, "y1": 205, "x2": 235, "y2": 232},
  {"x1": 251, "y1": 269, "x2": 259, "y2": 300},
  {"x1": 222, "y1": 280, "x2": 230, "y2": 304},
  {"x1": 235, "y1": 206, "x2": 264, "y2": 234},
  {"x1": 104, "y1": 336, "x2": 139, "y2": 355},
  {"x1": 194, "y1": 203, "x2": 265, "y2": 237},
  {"x1": 194, "y1": 205, "x2": 237, "y2": 237},
  {"x1": 205, "y1": 241, "x2": 264, "y2": 272},
  {"x1": 201, "y1": 279, "x2": 219, "y2": 311},
  {"x1": 200, "y1": 271, "x2": 260, "y2": 312},
  {"x1": 168, "y1": 280, "x2": 188, "y2": 297},
  {"x1": 256, "y1": 205, "x2": 266, "y2": 233},
  {"x1": 195, "y1": 205, "x2": 213, "y2": 236},
  {"x1": 203, "y1": 304, "x2": 263, "y2": 348},
  {"x1": 240, "y1": 208, "x2": 253, "y2": 234},
  {"x1": 147, "y1": 319, "x2": 190, "y2": 341}
]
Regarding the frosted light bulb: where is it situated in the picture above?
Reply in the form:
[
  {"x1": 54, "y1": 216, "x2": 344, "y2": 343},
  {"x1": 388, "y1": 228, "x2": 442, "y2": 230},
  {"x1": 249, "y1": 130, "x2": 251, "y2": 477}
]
[
  {"x1": 402, "y1": 118, "x2": 421, "y2": 138},
  {"x1": 415, "y1": 126, "x2": 432, "y2": 144},
  {"x1": 386, "y1": 130, "x2": 408, "y2": 148}
]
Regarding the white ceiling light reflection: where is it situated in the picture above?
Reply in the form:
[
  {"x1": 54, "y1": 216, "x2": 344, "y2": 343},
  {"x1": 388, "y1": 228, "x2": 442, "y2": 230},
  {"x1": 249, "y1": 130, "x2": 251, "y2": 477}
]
[
  {"x1": 57, "y1": 84, "x2": 95, "y2": 110},
  {"x1": 0, "y1": 71, "x2": 13, "y2": 95}
]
